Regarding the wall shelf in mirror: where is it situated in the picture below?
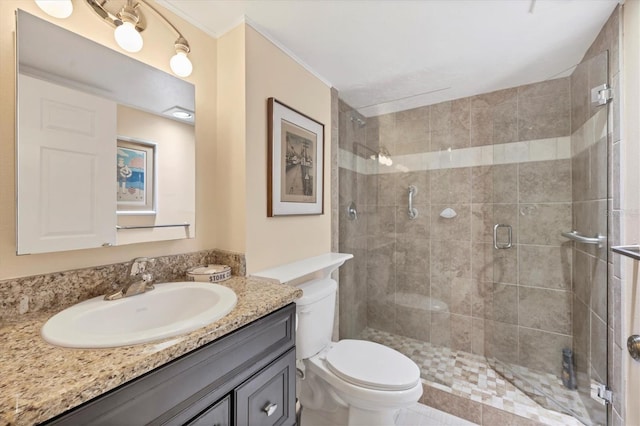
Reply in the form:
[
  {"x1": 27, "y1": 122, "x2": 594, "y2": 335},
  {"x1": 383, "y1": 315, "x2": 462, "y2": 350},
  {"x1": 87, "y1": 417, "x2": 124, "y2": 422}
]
[
  {"x1": 612, "y1": 245, "x2": 640, "y2": 261},
  {"x1": 117, "y1": 223, "x2": 191, "y2": 230}
]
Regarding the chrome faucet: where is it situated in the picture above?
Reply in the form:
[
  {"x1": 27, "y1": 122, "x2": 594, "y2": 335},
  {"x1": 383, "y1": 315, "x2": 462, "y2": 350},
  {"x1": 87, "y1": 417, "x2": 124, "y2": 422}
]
[{"x1": 104, "y1": 257, "x2": 155, "y2": 300}]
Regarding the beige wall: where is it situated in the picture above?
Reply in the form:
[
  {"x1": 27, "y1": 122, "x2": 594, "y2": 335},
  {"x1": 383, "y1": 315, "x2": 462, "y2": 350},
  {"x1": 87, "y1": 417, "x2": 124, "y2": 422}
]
[
  {"x1": 0, "y1": 1, "x2": 217, "y2": 279},
  {"x1": 116, "y1": 105, "x2": 196, "y2": 245},
  {"x1": 215, "y1": 25, "x2": 247, "y2": 254},
  {"x1": 244, "y1": 25, "x2": 332, "y2": 274},
  {"x1": 623, "y1": 1, "x2": 640, "y2": 424},
  {"x1": 0, "y1": 5, "x2": 332, "y2": 280}
]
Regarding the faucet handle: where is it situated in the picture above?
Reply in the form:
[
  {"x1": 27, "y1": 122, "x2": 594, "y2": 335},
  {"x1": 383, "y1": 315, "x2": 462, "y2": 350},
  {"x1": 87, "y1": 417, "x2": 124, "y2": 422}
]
[
  {"x1": 141, "y1": 272, "x2": 155, "y2": 290},
  {"x1": 130, "y1": 257, "x2": 149, "y2": 276}
]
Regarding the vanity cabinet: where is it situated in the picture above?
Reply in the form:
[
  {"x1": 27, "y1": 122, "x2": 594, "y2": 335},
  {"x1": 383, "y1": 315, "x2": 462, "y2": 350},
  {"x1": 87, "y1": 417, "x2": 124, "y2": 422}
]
[{"x1": 43, "y1": 304, "x2": 296, "y2": 426}]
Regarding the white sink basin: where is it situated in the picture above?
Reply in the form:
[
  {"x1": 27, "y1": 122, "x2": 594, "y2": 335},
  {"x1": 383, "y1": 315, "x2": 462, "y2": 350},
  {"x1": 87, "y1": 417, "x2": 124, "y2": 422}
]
[{"x1": 41, "y1": 282, "x2": 237, "y2": 348}]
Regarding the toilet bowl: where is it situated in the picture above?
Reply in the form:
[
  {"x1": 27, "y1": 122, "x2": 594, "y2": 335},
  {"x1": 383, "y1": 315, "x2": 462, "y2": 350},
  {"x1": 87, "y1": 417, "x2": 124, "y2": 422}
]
[
  {"x1": 294, "y1": 277, "x2": 423, "y2": 426},
  {"x1": 299, "y1": 340, "x2": 423, "y2": 426}
]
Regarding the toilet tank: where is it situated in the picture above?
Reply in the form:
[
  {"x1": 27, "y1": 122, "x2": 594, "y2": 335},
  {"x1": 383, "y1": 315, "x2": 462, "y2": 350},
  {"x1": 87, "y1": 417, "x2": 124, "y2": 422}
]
[{"x1": 295, "y1": 278, "x2": 337, "y2": 359}]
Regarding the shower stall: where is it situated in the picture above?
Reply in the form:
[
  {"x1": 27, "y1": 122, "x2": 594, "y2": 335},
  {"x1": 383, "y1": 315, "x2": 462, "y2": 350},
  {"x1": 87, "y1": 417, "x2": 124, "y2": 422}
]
[{"x1": 337, "y1": 49, "x2": 611, "y2": 426}]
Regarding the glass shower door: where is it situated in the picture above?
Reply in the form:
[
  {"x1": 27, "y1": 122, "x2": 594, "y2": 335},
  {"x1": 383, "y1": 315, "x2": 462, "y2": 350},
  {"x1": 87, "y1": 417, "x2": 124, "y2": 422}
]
[{"x1": 487, "y1": 50, "x2": 610, "y2": 426}]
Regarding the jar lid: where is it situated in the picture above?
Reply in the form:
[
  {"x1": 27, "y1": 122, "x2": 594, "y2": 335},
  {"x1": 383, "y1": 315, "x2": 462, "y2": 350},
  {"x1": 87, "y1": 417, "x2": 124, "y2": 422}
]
[{"x1": 187, "y1": 264, "x2": 231, "y2": 275}]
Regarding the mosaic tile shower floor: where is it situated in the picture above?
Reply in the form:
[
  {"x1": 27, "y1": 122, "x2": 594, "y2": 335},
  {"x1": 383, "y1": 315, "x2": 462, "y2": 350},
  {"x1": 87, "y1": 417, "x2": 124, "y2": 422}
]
[{"x1": 360, "y1": 328, "x2": 594, "y2": 426}]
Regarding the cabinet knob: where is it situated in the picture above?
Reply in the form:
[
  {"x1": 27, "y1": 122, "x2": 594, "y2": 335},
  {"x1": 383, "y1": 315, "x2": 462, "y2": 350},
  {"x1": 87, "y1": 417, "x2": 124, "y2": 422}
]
[{"x1": 263, "y1": 402, "x2": 278, "y2": 417}]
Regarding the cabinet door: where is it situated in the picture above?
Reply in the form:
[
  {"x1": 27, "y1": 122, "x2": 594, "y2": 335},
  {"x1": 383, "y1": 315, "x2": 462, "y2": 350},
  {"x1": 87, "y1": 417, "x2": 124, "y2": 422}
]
[
  {"x1": 235, "y1": 349, "x2": 295, "y2": 426},
  {"x1": 187, "y1": 396, "x2": 230, "y2": 426}
]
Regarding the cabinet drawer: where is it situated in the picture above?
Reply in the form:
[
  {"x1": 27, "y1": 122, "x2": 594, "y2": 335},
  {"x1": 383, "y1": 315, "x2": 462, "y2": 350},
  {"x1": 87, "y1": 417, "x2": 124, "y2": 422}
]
[
  {"x1": 235, "y1": 349, "x2": 295, "y2": 426},
  {"x1": 187, "y1": 396, "x2": 230, "y2": 426}
]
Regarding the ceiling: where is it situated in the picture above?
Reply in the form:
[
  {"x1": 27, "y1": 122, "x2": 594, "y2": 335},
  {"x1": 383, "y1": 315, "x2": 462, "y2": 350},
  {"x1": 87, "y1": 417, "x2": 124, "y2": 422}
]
[{"x1": 159, "y1": 0, "x2": 619, "y2": 117}]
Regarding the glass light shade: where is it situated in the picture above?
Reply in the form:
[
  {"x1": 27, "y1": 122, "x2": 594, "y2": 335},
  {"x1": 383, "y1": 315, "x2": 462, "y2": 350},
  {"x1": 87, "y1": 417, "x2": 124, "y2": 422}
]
[
  {"x1": 35, "y1": 0, "x2": 73, "y2": 18},
  {"x1": 172, "y1": 111, "x2": 192, "y2": 119},
  {"x1": 170, "y1": 52, "x2": 193, "y2": 77},
  {"x1": 114, "y1": 22, "x2": 143, "y2": 53}
]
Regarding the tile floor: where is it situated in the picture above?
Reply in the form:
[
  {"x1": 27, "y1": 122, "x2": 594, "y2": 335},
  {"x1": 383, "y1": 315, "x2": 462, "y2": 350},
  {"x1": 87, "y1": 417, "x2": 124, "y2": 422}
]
[
  {"x1": 396, "y1": 403, "x2": 479, "y2": 426},
  {"x1": 361, "y1": 328, "x2": 594, "y2": 426}
]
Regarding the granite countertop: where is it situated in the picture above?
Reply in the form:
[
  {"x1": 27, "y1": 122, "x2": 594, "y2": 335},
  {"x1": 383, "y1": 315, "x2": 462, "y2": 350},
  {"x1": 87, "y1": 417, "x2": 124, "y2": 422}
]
[{"x1": 0, "y1": 276, "x2": 302, "y2": 426}]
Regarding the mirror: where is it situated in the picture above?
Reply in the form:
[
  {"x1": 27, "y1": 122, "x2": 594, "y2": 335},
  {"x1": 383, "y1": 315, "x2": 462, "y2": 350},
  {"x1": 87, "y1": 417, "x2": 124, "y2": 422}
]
[{"x1": 16, "y1": 10, "x2": 195, "y2": 255}]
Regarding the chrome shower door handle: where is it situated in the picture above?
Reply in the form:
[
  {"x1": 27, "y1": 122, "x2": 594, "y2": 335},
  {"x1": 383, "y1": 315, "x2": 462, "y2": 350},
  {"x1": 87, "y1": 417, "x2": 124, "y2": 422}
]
[{"x1": 493, "y1": 224, "x2": 512, "y2": 249}]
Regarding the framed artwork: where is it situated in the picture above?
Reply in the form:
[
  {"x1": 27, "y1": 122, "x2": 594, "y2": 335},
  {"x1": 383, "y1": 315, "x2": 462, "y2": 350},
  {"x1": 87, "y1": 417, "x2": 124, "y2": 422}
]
[
  {"x1": 116, "y1": 137, "x2": 156, "y2": 215},
  {"x1": 267, "y1": 98, "x2": 324, "y2": 216}
]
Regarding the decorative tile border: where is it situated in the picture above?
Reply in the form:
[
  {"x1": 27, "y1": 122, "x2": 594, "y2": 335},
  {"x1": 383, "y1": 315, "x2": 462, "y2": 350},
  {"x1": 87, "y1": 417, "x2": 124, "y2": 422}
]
[
  {"x1": 339, "y1": 109, "x2": 605, "y2": 176},
  {"x1": 339, "y1": 136, "x2": 571, "y2": 175}
]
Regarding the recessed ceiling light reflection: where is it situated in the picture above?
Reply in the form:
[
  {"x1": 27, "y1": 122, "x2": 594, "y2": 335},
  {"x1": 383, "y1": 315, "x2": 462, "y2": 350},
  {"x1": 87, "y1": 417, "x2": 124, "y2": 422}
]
[{"x1": 172, "y1": 111, "x2": 193, "y2": 119}]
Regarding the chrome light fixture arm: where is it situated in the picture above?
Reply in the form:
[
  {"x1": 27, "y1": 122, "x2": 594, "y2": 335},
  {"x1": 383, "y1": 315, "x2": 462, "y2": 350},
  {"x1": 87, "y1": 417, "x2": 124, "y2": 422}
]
[
  {"x1": 82, "y1": 0, "x2": 193, "y2": 76},
  {"x1": 85, "y1": 0, "x2": 146, "y2": 32}
]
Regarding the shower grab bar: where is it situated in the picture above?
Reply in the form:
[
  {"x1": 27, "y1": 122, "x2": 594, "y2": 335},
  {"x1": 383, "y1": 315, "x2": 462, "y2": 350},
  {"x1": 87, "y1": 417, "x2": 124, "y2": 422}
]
[
  {"x1": 561, "y1": 230, "x2": 606, "y2": 248},
  {"x1": 408, "y1": 185, "x2": 418, "y2": 220}
]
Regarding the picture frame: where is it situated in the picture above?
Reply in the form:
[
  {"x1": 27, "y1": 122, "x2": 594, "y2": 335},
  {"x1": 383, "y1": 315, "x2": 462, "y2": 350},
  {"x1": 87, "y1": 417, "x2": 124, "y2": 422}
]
[
  {"x1": 116, "y1": 137, "x2": 157, "y2": 215},
  {"x1": 267, "y1": 98, "x2": 324, "y2": 216}
]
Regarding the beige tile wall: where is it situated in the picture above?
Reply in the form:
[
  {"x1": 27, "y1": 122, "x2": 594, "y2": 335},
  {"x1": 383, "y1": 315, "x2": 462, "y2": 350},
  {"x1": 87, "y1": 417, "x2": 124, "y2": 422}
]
[
  {"x1": 338, "y1": 101, "x2": 370, "y2": 339},
  {"x1": 338, "y1": 77, "x2": 574, "y2": 376}
]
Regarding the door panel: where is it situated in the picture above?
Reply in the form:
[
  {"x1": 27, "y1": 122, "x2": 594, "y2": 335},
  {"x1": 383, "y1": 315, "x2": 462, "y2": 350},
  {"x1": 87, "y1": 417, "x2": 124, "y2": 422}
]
[{"x1": 17, "y1": 74, "x2": 117, "y2": 254}]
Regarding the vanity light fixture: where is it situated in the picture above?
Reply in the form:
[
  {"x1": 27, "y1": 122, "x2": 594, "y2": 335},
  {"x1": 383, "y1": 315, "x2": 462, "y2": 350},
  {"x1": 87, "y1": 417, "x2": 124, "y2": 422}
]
[
  {"x1": 369, "y1": 146, "x2": 393, "y2": 166},
  {"x1": 353, "y1": 142, "x2": 393, "y2": 166},
  {"x1": 35, "y1": 0, "x2": 193, "y2": 77},
  {"x1": 376, "y1": 147, "x2": 393, "y2": 166},
  {"x1": 35, "y1": 0, "x2": 74, "y2": 19}
]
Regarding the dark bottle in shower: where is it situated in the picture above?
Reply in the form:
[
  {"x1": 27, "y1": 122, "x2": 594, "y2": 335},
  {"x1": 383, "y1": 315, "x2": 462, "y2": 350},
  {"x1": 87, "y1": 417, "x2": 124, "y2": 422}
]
[{"x1": 562, "y1": 348, "x2": 577, "y2": 390}]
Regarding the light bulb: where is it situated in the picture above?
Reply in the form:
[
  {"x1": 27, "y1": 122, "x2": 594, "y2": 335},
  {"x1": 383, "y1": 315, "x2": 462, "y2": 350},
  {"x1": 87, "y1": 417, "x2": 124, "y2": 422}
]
[
  {"x1": 35, "y1": 0, "x2": 73, "y2": 18},
  {"x1": 114, "y1": 22, "x2": 143, "y2": 53},
  {"x1": 170, "y1": 51, "x2": 193, "y2": 77}
]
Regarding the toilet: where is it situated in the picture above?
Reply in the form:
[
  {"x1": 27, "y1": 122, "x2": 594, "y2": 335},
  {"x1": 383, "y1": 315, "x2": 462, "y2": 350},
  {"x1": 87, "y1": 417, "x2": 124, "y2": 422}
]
[
  {"x1": 254, "y1": 253, "x2": 423, "y2": 426},
  {"x1": 296, "y1": 278, "x2": 422, "y2": 425}
]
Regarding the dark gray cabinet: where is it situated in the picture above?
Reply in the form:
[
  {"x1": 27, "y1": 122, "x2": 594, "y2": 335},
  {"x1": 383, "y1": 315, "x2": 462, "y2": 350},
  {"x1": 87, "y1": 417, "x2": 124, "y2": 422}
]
[
  {"x1": 186, "y1": 396, "x2": 230, "y2": 426},
  {"x1": 235, "y1": 349, "x2": 295, "y2": 426},
  {"x1": 42, "y1": 304, "x2": 296, "y2": 426}
]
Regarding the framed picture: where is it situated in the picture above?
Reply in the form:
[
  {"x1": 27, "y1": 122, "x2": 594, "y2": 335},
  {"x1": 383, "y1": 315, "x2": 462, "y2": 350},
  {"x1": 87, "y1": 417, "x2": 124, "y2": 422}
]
[
  {"x1": 267, "y1": 98, "x2": 324, "y2": 216},
  {"x1": 116, "y1": 137, "x2": 157, "y2": 215}
]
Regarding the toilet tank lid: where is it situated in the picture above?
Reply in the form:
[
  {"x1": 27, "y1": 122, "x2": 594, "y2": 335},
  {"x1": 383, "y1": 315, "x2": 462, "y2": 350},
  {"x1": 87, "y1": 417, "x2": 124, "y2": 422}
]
[
  {"x1": 252, "y1": 253, "x2": 353, "y2": 284},
  {"x1": 296, "y1": 278, "x2": 337, "y2": 306}
]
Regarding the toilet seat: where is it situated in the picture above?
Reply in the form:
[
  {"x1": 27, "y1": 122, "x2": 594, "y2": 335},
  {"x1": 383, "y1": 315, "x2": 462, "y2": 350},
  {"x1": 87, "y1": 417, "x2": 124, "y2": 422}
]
[{"x1": 324, "y1": 339, "x2": 420, "y2": 391}]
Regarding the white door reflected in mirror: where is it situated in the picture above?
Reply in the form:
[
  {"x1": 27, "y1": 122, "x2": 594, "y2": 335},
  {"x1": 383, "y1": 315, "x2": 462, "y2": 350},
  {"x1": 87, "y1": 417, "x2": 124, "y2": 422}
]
[{"x1": 16, "y1": 10, "x2": 196, "y2": 254}]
